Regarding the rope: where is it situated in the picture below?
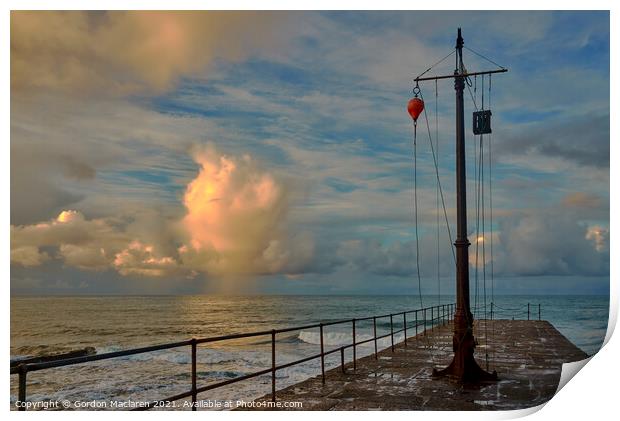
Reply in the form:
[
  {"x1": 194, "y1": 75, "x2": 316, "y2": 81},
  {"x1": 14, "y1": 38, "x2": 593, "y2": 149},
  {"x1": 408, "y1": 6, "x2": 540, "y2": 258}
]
[
  {"x1": 411, "y1": 121, "x2": 424, "y2": 310},
  {"x1": 466, "y1": 83, "x2": 479, "y2": 111},
  {"x1": 435, "y1": 79, "x2": 440, "y2": 306},
  {"x1": 474, "y1": 133, "x2": 481, "y2": 317},
  {"x1": 414, "y1": 50, "x2": 456, "y2": 81},
  {"x1": 418, "y1": 90, "x2": 457, "y2": 265},
  {"x1": 489, "y1": 74, "x2": 496, "y2": 369},
  {"x1": 464, "y1": 46, "x2": 506, "y2": 70},
  {"x1": 489, "y1": 74, "x2": 494, "y2": 305},
  {"x1": 473, "y1": 74, "x2": 478, "y2": 317},
  {"x1": 480, "y1": 74, "x2": 489, "y2": 370}
]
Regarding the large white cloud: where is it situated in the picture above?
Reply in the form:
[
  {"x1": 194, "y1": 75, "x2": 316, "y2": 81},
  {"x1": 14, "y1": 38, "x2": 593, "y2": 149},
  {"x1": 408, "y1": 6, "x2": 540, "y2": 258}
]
[{"x1": 10, "y1": 147, "x2": 318, "y2": 280}]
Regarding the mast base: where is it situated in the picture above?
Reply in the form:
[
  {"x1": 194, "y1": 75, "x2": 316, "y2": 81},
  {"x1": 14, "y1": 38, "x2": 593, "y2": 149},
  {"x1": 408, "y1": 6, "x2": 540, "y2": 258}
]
[{"x1": 432, "y1": 331, "x2": 498, "y2": 384}]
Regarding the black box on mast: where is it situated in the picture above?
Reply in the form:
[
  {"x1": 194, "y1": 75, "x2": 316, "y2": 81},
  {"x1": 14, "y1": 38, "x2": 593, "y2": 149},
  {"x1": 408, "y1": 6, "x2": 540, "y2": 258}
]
[{"x1": 473, "y1": 110, "x2": 492, "y2": 135}]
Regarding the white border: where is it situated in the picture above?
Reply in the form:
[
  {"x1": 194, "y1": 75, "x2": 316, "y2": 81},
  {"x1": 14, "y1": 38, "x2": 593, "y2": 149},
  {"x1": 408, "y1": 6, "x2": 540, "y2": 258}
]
[{"x1": 3, "y1": 2, "x2": 616, "y2": 420}]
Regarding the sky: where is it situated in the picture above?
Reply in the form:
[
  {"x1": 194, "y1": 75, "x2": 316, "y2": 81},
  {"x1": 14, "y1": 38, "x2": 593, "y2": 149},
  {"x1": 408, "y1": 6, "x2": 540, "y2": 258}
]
[{"x1": 10, "y1": 11, "x2": 609, "y2": 295}]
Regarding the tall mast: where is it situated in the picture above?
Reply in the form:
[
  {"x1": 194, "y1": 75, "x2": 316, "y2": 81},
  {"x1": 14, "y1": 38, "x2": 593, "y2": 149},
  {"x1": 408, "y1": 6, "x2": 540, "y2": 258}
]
[{"x1": 430, "y1": 28, "x2": 498, "y2": 383}]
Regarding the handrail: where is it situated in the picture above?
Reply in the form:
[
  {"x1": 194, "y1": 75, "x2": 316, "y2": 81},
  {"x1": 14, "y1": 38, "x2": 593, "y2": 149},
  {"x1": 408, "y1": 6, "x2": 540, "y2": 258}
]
[
  {"x1": 11, "y1": 302, "x2": 456, "y2": 411},
  {"x1": 485, "y1": 302, "x2": 542, "y2": 321}
]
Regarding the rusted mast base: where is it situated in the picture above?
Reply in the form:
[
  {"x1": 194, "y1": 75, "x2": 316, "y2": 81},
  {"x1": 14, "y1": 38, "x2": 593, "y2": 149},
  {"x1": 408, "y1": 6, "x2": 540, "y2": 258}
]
[{"x1": 432, "y1": 311, "x2": 497, "y2": 383}]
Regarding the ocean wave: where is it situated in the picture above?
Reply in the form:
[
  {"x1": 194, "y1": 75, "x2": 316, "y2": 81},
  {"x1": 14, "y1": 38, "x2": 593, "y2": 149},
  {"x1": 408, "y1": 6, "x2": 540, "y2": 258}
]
[
  {"x1": 298, "y1": 330, "x2": 406, "y2": 348},
  {"x1": 90, "y1": 346, "x2": 269, "y2": 367}
]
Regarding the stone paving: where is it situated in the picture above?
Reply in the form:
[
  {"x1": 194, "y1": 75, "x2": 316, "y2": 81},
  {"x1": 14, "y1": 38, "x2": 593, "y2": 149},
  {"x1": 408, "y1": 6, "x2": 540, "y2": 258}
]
[{"x1": 250, "y1": 320, "x2": 587, "y2": 411}]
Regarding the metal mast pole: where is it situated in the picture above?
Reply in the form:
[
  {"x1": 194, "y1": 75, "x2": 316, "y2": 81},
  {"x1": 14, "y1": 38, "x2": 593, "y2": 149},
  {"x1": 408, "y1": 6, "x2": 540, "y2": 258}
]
[{"x1": 432, "y1": 28, "x2": 497, "y2": 383}]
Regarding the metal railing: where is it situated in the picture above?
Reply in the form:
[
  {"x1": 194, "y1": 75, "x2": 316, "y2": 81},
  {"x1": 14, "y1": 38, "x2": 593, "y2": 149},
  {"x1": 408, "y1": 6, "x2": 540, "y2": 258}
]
[
  {"x1": 473, "y1": 302, "x2": 542, "y2": 321},
  {"x1": 11, "y1": 303, "x2": 455, "y2": 411}
]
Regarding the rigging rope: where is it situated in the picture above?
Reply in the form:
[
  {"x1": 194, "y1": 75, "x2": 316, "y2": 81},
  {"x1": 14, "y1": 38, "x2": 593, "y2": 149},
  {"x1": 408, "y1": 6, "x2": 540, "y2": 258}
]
[
  {"x1": 435, "y1": 79, "x2": 441, "y2": 306},
  {"x1": 489, "y1": 74, "x2": 495, "y2": 307},
  {"x1": 470, "y1": 72, "x2": 491, "y2": 369},
  {"x1": 481, "y1": 74, "x2": 489, "y2": 371},
  {"x1": 411, "y1": 117, "x2": 438, "y2": 364},
  {"x1": 411, "y1": 120, "x2": 424, "y2": 310},
  {"x1": 415, "y1": 50, "x2": 456, "y2": 81},
  {"x1": 418, "y1": 90, "x2": 457, "y2": 265},
  {"x1": 464, "y1": 45, "x2": 506, "y2": 70},
  {"x1": 488, "y1": 73, "x2": 495, "y2": 370}
]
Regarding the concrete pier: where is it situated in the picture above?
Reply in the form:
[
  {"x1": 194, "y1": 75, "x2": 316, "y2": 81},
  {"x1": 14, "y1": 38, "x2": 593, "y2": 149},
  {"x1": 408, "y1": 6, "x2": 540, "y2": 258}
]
[{"x1": 252, "y1": 320, "x2": 587, "y2": 410}]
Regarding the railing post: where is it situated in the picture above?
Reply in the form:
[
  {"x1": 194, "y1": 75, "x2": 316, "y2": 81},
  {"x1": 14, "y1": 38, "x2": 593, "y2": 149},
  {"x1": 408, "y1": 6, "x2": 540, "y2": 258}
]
[
  {"x1": 431, "y1": 307, "x2": 434, "y2": 331},
  {"x1": 403, "y1": 313, "x2": 407, "y2": 347},
  {"x1": 340, "y1": 347, "x2": 345, "y2": 373},
  {"x1": 17, "y1": 364, "x2": 27, "y2": 411},
  {"x1": 320, "y1": 323, "x2": 325, "y2": 384},
  {"x1": 373, "y1": 316, "x2": 378, "y2": 359},
  {"x1": 415, "y1": 310, "x2": 418, "y2": 337},
  {"x1": 352, "y1": 319, "x2": 357, "y2": 370},
  {"x1": 423, "y1": 308, "x2": 426, "y2": 335},
  {"x1": 491, "y1": 302, "x2": 494, "y2": 320},
  {"x1": 390, "y1": 314, "x2": 394, "y2": 352},
  {"x1": 191, "y1": 339, "x2": 197, "y2": 411},
  {"x1": 528, "y1": 303, "x2": 530, "y2": 321},
  {"x1": 538, "y1": 304, "x2": 541, "y2": 321},
  {"x1": 271, "y1": 330, "x2": 276, "y2": 402}
]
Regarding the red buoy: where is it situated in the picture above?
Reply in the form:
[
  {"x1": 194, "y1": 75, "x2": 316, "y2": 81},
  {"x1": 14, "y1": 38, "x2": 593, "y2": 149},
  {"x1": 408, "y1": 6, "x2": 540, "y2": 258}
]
[{"x1": 407, "y1": 97, "x2": 424, "y2": 122}]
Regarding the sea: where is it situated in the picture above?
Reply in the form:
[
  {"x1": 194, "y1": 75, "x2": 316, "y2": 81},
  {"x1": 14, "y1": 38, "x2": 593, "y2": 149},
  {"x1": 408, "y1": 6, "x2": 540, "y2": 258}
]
[{"x1": 10, "y1": 294, "x2": 609, "y2": 410}]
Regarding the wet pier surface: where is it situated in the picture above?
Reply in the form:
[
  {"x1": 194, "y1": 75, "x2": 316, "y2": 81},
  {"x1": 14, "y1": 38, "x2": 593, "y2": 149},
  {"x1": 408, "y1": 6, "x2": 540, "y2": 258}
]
[{"x1": 251, "y1": 320, "x2": 587, "y2": 410}]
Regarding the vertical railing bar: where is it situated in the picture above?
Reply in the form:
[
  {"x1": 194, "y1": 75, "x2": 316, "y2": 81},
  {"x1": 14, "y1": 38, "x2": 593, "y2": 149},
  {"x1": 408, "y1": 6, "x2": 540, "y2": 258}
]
[
  {"x1": 340, "y1": 347, "x2": 345, "y2": 373},
  {"x1": 17, "y1": 364, "x2": 27, "y2": 411},
  {"x1": 352, "y1": 319, "x2": 356, "y2": 370},
  {"x1": 528, "y1": 303, "x2": 530, "y2": 321},
  {"x1": 320, "y1": 323, "x2": 325, "y2": 384},
  {"x1": 271, "y1": 330, "x2": 276, "y2": 402},
  {"x1": 403, "y1": 313, "x2": 407, "y2": 347},
  {"x1": 373, "y1": 316, "x2": 378, "y2": 359},
  {"x1": 431, "y1": 307, "x2": 434, "y2": 331},
  {"x1": 415, "y1": 310, "x2": 418, "y2": 337},
  {"x1": 191, "y1": 339, "x2": 197, "y2": 411},
  {"x1": 538, "y1": 304, "x2": 541, "y2": 321},
  {"x1": 423, "y1": 308, "x2": 426, "y2": 336},
  {"x1": 390, "y1": 314, "x2": 394, "y2": 352}
]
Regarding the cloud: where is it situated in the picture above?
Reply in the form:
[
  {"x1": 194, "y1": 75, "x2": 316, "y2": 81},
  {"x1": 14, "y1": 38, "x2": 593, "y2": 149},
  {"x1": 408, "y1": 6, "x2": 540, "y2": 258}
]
[
  {"x1": 561, "y1": 192, "x2": 604, "y2": 209},
  {"x1": 11, "y1": 210, "x2": 130, "y2": 270},
  {"x1": 336, "y1": 239, "x2": 416, "y2": 277},
  {"x1": 113, "y1": 241, "x2": 180, "y2": 277},
  {"x1": 498, "y1": 113, "x2": 609, "y2": 168},
  {"x1": 180, "y1": 145, "x2": 292, "y2": 276},
  {"x1": 10, "y1": 147, "x2": 318, "y2": 280},
  {"x1": 586, "y1": 225, "x2": 609, "y2": 252},
  {"x1": 10, "y1": 246, "x2": 50, "y2": 267},
  {"x1": 494, "y1": 212, "x2": 608, "y2": 276},
  {"x1": 9, "y1": 11, "x2": 609, "y2": 293},
  {"x1": 11, "y1": 11, "x2": 290, "y2": 95}
]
